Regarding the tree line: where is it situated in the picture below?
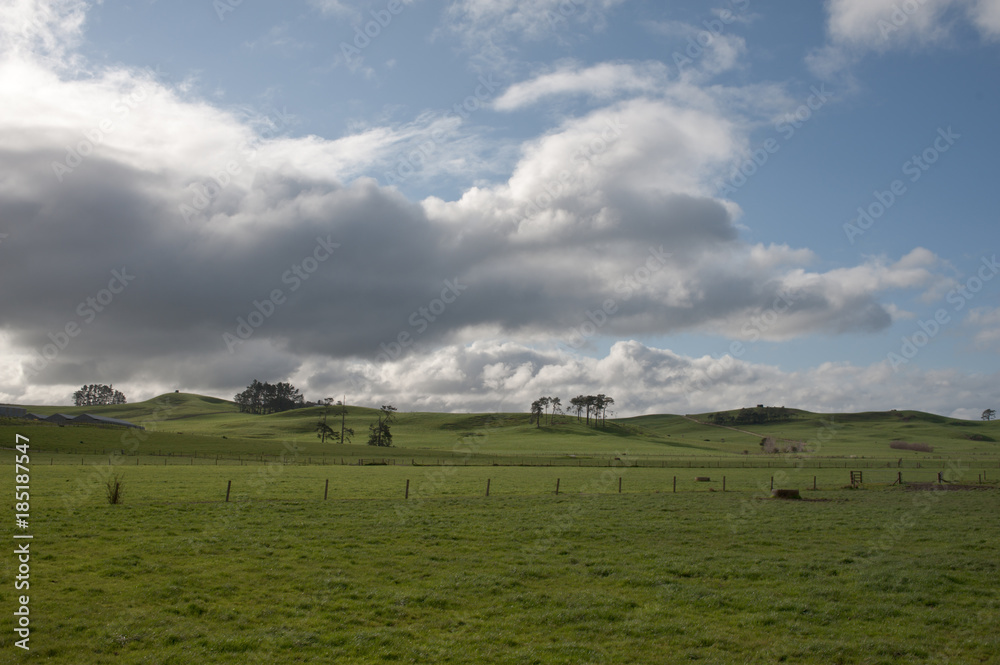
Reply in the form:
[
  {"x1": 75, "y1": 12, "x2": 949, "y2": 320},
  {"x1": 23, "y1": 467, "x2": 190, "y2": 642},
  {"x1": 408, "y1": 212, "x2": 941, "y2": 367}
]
[
  {"x1": 73, "y1": 384, "x2": 127, "y2": 406},
  {"x1": 530, "y1": 394, "x2": 615, "y2": 428},
  {"x1": 710, "y1": 406, "x2": 791, "y2": 426}
]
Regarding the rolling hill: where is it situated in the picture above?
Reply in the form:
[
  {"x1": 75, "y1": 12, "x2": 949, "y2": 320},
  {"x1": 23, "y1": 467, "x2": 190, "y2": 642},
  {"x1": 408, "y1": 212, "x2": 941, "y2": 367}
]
[{"x1": 3, "y1": 393, "x2": 997, "y2": 461}]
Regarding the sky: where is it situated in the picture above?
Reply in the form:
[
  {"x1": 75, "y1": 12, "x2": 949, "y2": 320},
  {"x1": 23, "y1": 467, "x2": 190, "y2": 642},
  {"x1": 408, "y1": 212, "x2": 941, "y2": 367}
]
[{"x1": 1, "y1": 0, "x2": 999, "y2": 418}]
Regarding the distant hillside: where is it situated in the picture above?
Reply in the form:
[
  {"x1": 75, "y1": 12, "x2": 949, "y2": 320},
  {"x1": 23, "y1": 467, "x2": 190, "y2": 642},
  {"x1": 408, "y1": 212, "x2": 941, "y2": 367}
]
[{"x1": 5, "y1": 393, "x2": 996, "y2": 458}]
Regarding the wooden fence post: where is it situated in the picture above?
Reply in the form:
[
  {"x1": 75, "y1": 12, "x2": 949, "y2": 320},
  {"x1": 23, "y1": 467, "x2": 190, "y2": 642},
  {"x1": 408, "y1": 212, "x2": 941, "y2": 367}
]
[
  {"x1": 225, "y1": 480, "x2": 231, "y2": 503},
  {"x1": 405, "y1": 479, "x2": 410, "y2": 499},
  {"x1": 486, "y1": 478, "x2": 491, "y2": 497},
  {"x1": 770, "y1": 476, "x2": 774, "y2": 490},
  {"x1": 723, "y1": 476, "x2": 726, "y2": 492},
  {"x1": 324, "y1": 479, "x2": 329, "y2": 500},
  {"x1": 673, "y1": 476, "x2": 676, "y2": 493},
  {"x1": 813, "y1": 476, "x2": 817, "y2": 490},
  {"x1": 618, "y1": 477, "x2": 622, "y2": 494},
  {"x1": 555, "y1": 478, "x2": 560, "y2": 495}
]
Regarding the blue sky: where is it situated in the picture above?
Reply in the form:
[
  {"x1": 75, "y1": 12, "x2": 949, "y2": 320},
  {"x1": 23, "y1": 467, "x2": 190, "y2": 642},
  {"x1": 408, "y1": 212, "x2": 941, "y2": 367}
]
[{"x1": 1, "y1": 0, "x2": 999, "y2": 417}]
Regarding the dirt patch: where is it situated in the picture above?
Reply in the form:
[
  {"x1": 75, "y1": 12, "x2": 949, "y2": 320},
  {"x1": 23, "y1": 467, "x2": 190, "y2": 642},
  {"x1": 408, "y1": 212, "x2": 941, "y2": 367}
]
[{"x1": 904, "y1": 483, "x2": 995, "y2": 491}]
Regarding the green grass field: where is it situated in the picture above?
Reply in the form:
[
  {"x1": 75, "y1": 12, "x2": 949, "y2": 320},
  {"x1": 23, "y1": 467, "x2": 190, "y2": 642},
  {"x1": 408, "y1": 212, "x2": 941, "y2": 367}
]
[{"x1": 1, "y1": 394, "x2": 998, "y2": 663}]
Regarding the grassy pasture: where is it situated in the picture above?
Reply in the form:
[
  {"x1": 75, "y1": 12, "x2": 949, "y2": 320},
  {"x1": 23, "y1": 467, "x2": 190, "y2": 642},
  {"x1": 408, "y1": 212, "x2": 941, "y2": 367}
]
[
  {"x1": 0, "y1": 458, "x2": 997, "y2": 664},
  {"x1": 2, "y1": 394, "x2": 999, "y2": 663}
]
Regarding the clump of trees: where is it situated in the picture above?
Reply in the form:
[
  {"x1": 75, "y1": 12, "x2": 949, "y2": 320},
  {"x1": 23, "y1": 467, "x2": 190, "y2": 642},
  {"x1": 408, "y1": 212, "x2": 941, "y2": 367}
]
[
  {"x1": 569, "y1": 394, "x2": 614, "y2": 428},
  {"x1": 530, "y1": 394, "x2": 614, "y2": 428},
  {"x1": 234, "y1": 380, "x2": 304, "y2": 414},
  {"x1": 73, "y1": 384, "x2": 127, "y2": 406},
  {"x1": 529, "y1": 396, "x2": 563, "y2": 428},
  {"x1": 712, "y1": 406, "x2": 792, "y2": 426},
  {"x1": 367, "y1": 404, "x2": 396, "y2": 447},
  {"x1": 889, "y1": 440, "x2": 934, "y2": 453}
]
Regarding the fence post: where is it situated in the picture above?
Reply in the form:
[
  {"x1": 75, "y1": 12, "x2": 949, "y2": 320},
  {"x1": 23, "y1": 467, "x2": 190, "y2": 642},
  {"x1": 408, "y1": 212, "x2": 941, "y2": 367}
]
[
  {"x1": 324, "y1": 479, "x2": 329, "y2": 500},
  {"x1": 770, "y1": 476, "x2": 774, "y2": 490},
  {"x1": 486, "y1": 478, "x2": 491, "y2": 497},
  {"x1": 814, "y1": 476, "x2": 817, "y2": 490},
  {"x1": 405, "y1": 479, "x2": 410, "y2": 499},
  {"x1": 673, "y1": 476, "x2": 676, "y2": 493},
  {"x1": 723, "y1": 476, "x2": 726, "y2": 492},
  {"x1": 225, "y1": 480, "x2": 232, "y2": 503},
  {"x1": 618, "y1": 477, "x2": 622, "y2": 494},
  {"x1": 556, "y1": 478, "x2": 560, "y2": 495}
]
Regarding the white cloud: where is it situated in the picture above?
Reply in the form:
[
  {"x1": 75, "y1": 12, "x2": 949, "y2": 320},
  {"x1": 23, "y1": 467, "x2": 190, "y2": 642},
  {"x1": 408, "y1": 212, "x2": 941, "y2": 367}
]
[
  {"x1": 0, "y1": 0, "x2": 88, "y2": 62},
  {"x1": 494, "y1": 61, "x2": 668, "y2": 111},
  {"x1": 811, "y1": 0, "x2": 1000, "y2": 76},
  {"x1": 966, "y1": 306, "x2": 1000, "y2": 348},
  {"x1": 441, "y1": 0, "x2": 626, "y2": 68},
  {"x1": 291, "y1": 339, "x2": 1000, "y2": 417}
]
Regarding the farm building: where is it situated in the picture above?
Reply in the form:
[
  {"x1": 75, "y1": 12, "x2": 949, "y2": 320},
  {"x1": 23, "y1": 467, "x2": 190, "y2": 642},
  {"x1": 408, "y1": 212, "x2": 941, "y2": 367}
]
[
  {"x1": 73, "y1": 414, "x2": 144, "y2": 430},
  {"x1": 45, "y1": 413, "x2": 79, "y2": 425},
  {"x1": 0, "y1": 405, "x2": 27, "y2": 418}
]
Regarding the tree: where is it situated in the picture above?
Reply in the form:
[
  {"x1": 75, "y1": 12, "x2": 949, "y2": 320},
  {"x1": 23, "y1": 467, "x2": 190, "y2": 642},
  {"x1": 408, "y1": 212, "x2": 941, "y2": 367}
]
[
  {"x1": 549, "y1": 396, "x2": 562, "y2": 424},
  {"x1": 983, "y1": 408, "x2": 997, "y2": 421},
  {"x1": 317, "y1": 398, "x2": 339, "y2": 444},
  {"x1": 333, "y1": 397, "x2": 354, "y2": 444},
  {"x1": 316, "y1": 421, "x2": 338, "y2": 443},
  {"x1": 367, "y1": 404, "x2": 397, "y2": 447},
  {"x1": 530, "y1": 399, "x2": 544, "y2": 428},
  {"x1": 569, "y1": 396, "x2": 585, "y2": 422},
  {"x1": 73, "y1": 384, "x2": 127, "y2": 406},
  {"x1": 598, "y1": 396, "x2": 614, "y2": 427}
]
